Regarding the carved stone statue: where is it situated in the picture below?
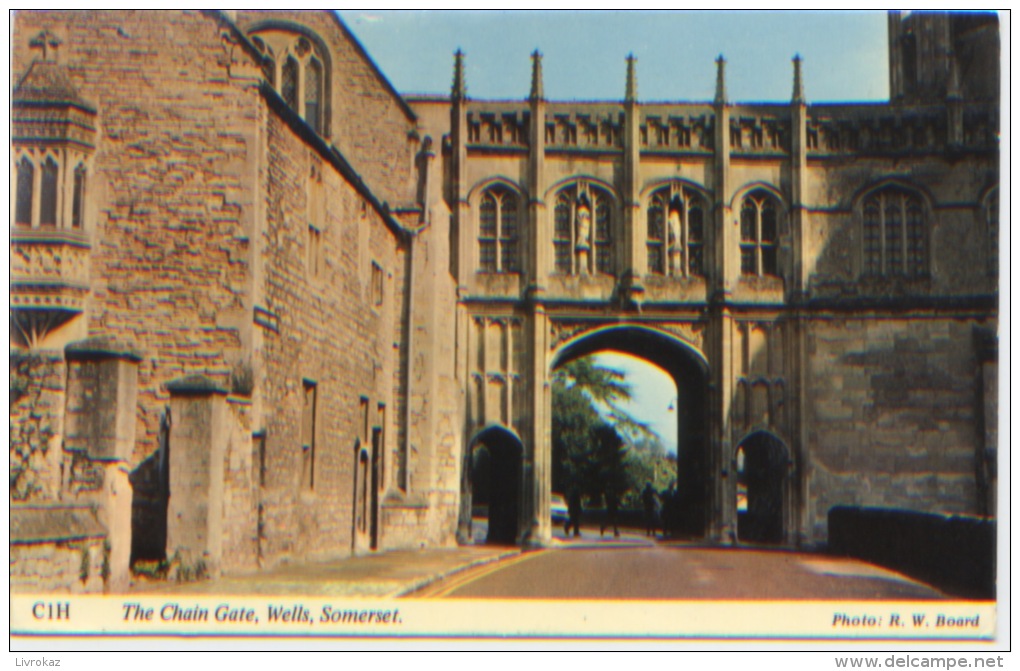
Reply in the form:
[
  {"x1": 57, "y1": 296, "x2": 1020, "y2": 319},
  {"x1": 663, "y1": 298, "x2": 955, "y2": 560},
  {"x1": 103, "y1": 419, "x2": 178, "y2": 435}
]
[
  {"x1": 667, "y1": 207, "x2": 682, "y2": 249},
  {"x1": 668, "y1": 206, "x2": 683, "y2": 275},
  {"x1": 575, "y1": 202, "x2": 592, "y2": 251}
]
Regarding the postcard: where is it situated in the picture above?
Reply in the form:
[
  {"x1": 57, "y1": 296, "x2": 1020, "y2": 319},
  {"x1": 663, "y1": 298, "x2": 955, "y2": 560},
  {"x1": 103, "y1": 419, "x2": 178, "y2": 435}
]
[{"x1": 9, "y1": 8, "x2": 1005, "y2": 657}]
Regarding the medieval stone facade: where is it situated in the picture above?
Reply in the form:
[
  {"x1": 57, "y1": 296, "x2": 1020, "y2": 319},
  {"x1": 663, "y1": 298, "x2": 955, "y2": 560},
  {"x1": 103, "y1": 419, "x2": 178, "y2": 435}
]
[{"x1": 10, "y1": 10, "x2": 998, "y2": 593}]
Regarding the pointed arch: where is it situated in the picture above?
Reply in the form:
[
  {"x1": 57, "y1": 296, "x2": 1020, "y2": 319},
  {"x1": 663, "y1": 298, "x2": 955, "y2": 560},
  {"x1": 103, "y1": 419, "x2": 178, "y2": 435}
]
[
  {"x1": 854, "y1": 179, "x2": 932, "y2": 278},
  {"x1": 547, "y1": 179, "x2": 618, "y2": 276}
]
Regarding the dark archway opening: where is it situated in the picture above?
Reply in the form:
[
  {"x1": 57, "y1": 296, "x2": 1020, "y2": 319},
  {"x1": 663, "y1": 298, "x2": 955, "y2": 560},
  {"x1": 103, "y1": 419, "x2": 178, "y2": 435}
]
[
  {"x1": 551, "y1": 326, "x2": 710, "y2": 538},
  {"x1": 469, "y1": 426, "x2": 522, "y2": 545},
  {"x1": 736, "y1": 431, "x2": 788, "y2": 544},
  {"x1": 129, "y1": 407, "x2": 171, "y2": 565}
]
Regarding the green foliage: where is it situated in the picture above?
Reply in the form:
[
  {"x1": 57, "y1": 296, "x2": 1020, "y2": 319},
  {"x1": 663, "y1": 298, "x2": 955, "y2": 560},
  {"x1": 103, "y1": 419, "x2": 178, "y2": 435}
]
[{"x1": 551, "y1": 356, "x2": 670, "y2": 504}]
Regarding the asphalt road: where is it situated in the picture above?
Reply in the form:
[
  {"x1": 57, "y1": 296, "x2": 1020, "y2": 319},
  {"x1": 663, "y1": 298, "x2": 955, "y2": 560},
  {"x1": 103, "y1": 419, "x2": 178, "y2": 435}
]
[{"x1": 421, "y1": 543, "x2": 947, "y2": 600}]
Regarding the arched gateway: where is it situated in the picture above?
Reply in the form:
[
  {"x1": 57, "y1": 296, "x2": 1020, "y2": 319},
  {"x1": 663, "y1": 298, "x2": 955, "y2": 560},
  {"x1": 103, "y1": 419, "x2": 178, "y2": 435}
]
[
  {"x1": 458, "y1": 321, "x2": 730, "y2": 548},
  {"x1": 551, "y1": 325, "x2": 711, "y2": 538}
]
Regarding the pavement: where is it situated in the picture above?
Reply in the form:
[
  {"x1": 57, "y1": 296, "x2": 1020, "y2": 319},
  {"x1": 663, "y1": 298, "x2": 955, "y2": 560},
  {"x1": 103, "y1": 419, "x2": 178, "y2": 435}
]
[
  {"x1": 131, "y1": 545, "x2": 520, "y2": 598},
  {"x1": 129, "y1": 523, "x2": 943, "y2": 600}
]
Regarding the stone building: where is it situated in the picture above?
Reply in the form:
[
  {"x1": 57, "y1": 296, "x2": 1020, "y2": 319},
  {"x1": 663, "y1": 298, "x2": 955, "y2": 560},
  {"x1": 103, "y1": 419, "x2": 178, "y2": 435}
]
[{"x1": 10, "y1": 10, "x2": 998, "y2": 592}]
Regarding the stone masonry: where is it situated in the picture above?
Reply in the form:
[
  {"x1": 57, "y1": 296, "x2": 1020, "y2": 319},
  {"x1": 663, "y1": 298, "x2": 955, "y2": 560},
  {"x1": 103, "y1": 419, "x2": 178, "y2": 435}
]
[{"x1": 10, "y1": 10, "x2": 998, "y2": 592}]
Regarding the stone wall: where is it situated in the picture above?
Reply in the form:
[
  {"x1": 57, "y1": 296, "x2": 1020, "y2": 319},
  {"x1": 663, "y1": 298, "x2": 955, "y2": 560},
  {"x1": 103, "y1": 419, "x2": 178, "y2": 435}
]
[
  {"x1": 804, "y1": 316, "x2": 993, "y2": 542},
  {"x1": 12, "y1": 10, "x2": 263, "y2": 472},
  {"x1": 10, "y1": 539, "x2": 106, "y2": 594},
  {"x1": 222, "y1": 396, "x2": 257, "y2": 573},
  {"x1": 10, "y1": 352, "x2": 66, "y2": 503},
  {"x1": 235, "y1": 10, "x2": 417, "y2": 208},
  {"x1": 253, "y1": 107, "x2": 407, "y2": 565}
]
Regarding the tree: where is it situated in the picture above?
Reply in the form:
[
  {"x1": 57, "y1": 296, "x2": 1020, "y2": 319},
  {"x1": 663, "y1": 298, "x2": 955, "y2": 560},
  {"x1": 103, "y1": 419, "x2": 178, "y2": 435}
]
[{"x1": 551, "y1": 356, "x2": 663, "y2": 504}]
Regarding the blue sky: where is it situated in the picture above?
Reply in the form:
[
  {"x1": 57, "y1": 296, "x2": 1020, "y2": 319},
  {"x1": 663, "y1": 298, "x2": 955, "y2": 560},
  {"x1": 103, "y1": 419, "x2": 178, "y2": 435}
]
[
  {"x1": 593, "y1": 352, "x2": 679, "y2": 454},
  {"x1": 338, "y1": 10, "x2": 891, "y2": 102}
]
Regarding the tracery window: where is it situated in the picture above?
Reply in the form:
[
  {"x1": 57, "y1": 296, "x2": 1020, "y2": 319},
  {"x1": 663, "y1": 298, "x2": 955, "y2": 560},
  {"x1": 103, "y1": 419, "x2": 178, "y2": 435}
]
[
  {"x1": 305, "y1": 58, "x2": 323, "y2": 135},
  {"x1": 739, "y1": 190, "x2": 780, "y2": 277},
  {"x1": 647, "y1": 185, "x2": 706, "y2": 277},
  {"x1": 72, "y1": 164, "x2": 86, "y2": 230},
  {"x1": 40, "y1": 157, "x2": 58, "y2": 228},
  {"x1": 281, "y1": 56, "x2": 299, "y2": 109},
  {"x1": 251, "y1": 29, "x2": 331, "y2": 138},
  {"x1": 861, "y1": 187, "x2": 927, "y2": 277},
  {"x1": 478, "y1": 185, "x2": 520, "y2": 273},
  {"x1": 15, "y1": 157, "x2": 33, "y2": 228},
  {"x1": 12, "y1": 153, "x2": 89, "y2": 231},
  {"x1": 552, "y1": 182, "x2": 613, "y2": 275}
]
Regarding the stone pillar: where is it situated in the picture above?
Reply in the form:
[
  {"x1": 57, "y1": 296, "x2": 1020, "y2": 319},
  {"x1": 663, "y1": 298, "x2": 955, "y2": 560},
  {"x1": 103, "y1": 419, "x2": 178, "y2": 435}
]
[
  {"x1": 523, "y1": 304, "x2": 551, "y2": 547},
  {"x1": 527, "y1": 50, "x2": 549, "y2": 287},
  {"x1": 165, "y1": 375, "x2": 228, "y2": 579},
  {"x1": 790, "y1": 56, "x2": 808, "y2": 297},
  {"x1": 789, "y1": 56, "x2": 810, "y2": 548},
  {"x1": 63, "y1": 337, "x2": 141, "y2": 592},
  {"x1": 709, "y1": 57, "x2": 733, "y2": 544},
  {"x1": 712, "y1": 55, "x2": 733, "y2": 298},
  {"x1": 450, "y1": 50, "x2": 472, "y2": 288},
  {"x1": 622, "y1": 54, "x2": 644, "y2": 307}
]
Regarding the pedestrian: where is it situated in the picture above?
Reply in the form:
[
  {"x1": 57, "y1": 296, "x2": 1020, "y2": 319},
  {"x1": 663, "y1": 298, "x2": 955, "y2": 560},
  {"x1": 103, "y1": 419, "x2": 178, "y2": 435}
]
[
  {"x1": 600, "y1": 488, "x2": 620, "y2": 538},
  {"x1": 566, "y1": 486, "x2": 583, "y2": 538},
  {"x1": 662, "y1": 482, "x2": 678, "y2": 538},
  {"x1": 642, "y1": 482, "x2": 660, "y2": 537}
]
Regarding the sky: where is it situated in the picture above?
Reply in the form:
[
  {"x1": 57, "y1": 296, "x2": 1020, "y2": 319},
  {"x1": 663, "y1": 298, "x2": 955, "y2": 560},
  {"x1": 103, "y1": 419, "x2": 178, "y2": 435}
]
[
  {"x1": 337, "y1": 10, "x2": 891, "y2": 102},
  {"x1": 593, "y1": 352, "x2": 678, "y2": 455}
]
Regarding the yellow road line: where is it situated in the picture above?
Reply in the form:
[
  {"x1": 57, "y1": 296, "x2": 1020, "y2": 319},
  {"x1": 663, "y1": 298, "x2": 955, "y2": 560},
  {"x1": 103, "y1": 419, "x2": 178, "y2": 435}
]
[{"x1": 425, "y1": 550, "x2": 546, "y2": 599}]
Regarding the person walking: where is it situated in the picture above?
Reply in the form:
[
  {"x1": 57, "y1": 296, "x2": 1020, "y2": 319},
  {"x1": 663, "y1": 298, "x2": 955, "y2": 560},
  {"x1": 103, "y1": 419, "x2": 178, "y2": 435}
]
[
  {"x1": 566, "y1": 486, "x2": 583, "y2": 538},
  {"x1": 600, "y1": 488, "x2": 620, "y2": 538}
]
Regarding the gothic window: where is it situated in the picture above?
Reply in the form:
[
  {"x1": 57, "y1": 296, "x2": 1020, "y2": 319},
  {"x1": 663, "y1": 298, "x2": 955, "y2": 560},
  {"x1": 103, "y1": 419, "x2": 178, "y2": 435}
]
[
  {"x1": 861, "y1": 187, "x2": 927, "y2": 277},
  {"x1": 71, "y1": 164, "x2": 86, "y2": 229},
  {"x1": 305, "y1": 58, "x2": 322, "y2": 135},
  {"x1": 15, "y1": 157, "x2": 33, "y2": 228},
  {"x1": 986, "y1": 188, "x2": 999, "y2": 275},
  {"x1": 477, "y1": 185, "x2": 519, "y2": 273},
  {"x1": 252, "y1": 29, "x2": 332, "y2": 138},
  {"x1": 281, "y1": 56, "x2": 299, "y2": 109},
  {"x1": 646, "y1": 195, "x2": 666, "y2": 275},
  {"x1": 40, "y1": 157, "x2": 58, "y2": 228},
  {"x1": 647, "y1": 185, "x2": 707, "y2": 277},
  {"x1": 552, "y1": 183, "x2": 614, "y2": 276},
  {"x1": 739, "y1": 191, "x2": 780, "y2": 277},
  {"x1": 594, "y1": 197, "x2": 612, "y2": 275},
  {"x1": 554, "y1": 194, "x2": 573, "y2": 274}
]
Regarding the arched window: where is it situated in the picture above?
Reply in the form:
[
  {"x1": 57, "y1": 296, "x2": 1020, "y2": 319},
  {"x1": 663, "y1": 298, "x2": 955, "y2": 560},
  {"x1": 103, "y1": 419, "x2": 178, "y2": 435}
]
[
  {"x1": 647, "y1": 185, "x2": 707, "y2": 277},
  {"x1": 15, "y1": 157, "x2": 33, "y2": 228},
  {"x1": 40, "y1": 157, "x2": 59, "y2": 229},
  {"x1": 554, "y1": 194, "x2": 573, "y2": 274},
  {"x1": 552, "y1": 183, "x2": 614, "y2": 275},
  {"x1": 861, "y1": 186, "x2": 927, "y2": 277},
  {"x1": 305, "y1": 58, "x2": 322, "y2": 135},
  {"x1": 739, "y1": 190, "x2": 780, "y2": 277},
  {"x1": 252, "y1": 29, "x2": 331, "y2": 138},
  {"x1": 281, "y1": 56, "x2": 299, "y2": 109},
  {"x1": 478, "y1": 185, "x2": 519, "y2": 273},
  {"x1": 72, "y1": 164, "x2": 86, "y2": 230}
]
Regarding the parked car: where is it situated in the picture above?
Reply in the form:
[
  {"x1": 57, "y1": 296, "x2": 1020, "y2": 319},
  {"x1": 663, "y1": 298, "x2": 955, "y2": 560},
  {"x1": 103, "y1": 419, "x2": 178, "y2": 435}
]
[{"x1": 551, "y1": 493, "x2": 570, "y2": 525}]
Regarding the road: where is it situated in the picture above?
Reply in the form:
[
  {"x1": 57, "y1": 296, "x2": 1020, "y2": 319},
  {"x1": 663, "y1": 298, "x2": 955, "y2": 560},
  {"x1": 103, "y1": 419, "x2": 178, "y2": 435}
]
[{"x1": 416, "y1": 541, "x2": 947, "y2": 600}]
